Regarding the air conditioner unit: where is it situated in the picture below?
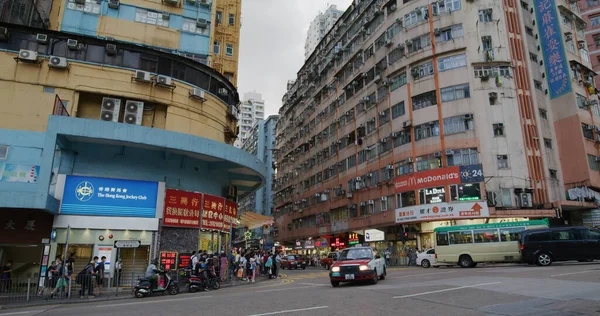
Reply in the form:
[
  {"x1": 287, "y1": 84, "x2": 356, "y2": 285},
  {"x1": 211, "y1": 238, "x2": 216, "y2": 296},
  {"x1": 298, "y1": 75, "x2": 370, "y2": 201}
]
[
  {"x1": 379, "y1": 111, "x2": 386, "y2": 116},
  {"x1": 368, "y1": 200, "x2": 375, "y2": 205},
  {"x1": 381, "y1": 196, "x2": 388, "y2": 201},
  {"x1": 355, "y1": 176, "x2": 362, "y2": 181},
  {"x1": 446, "y1": 149, "x2": 454, "y2": 155},
  {"x1": 586, "y1": 125, "x2": 595, "y2": 130},
  {"x1": 67, "y1": 39, "x2": 78, "y2": 50},
  {"x1": 463, "y1": 114, "x2": 474, "y2": 120},
  {"x1": 489, "y1": 92, "x2": 498, "y2": 99},
  {"x1": 197, "y1": 18, "x2": 208, "y2": 28},
  {"x1": 17, "y1": 49, "x2": 38, "y2": 62},
  {"x1": 411, "y1": 68, "x2": 419, "y2": 76},
  {"x1": 218, "y1": 88, "x2": 228, "y2": 95},
  {"x1": 321, "y1": 194, "x2": 328, "y2": 202},
  {"x1": 108, "y1": 0, "x2": 120, "y2": 9},
  {"x1": 100, "y1": 97, "x2": 121, "y2": 122},
  {"x1": 520, "y1": 193, "x2": 533, "y2": 207},
  {"x1": 406, "y1": 157, "x2": 414, "y2": 163},
  {"x1": 161, "y1": 12, "x2": 170, "y2": 20},
  {"x1": 190, "y1": 88, "x2": 206, "y2": 101},
  {"x1": 434, "y1": 151, "x2": 442, "y2": 157},
  {"x1": 434, "y1": 28, "x2": 441, "y2": 36},
  {"x1": 584, "y1": 100, "x2": 599, "y2": 107},
  {"x1": 395, "y1": 18, "x2": 403, "y2": 25},
  {"x1": 123, "y1": 100, "x2": 144, "y2": 125},
  {"x1": 367, "y1": 173, "x2": 373, "y2": 178},
  {"x1": 48, "y1": 56, "x2": 68, "y2": 69},
  {"x1": 360, "y1": 202, "x2": 367, "y2": 206},
  {"x1": 578, "y1": 41, "x2": 586, "y2": 49},
  {"x1": 374, "y1": 75, "x2": 382, "y2": 83},
  {"x1": 389, "y1": 4, "x2": 397, "y2": 11},
  {"x1": 106, "y1": 44, "x2": 117, "y2": 55},
  {"x1": 36, "y1": 34, "x2": 48, "y2": 44},
  {"x1": 346, "y1": 192, "x2": 353, "y2": 198},
  {"x1": 403, "y1": 120, "x2": 412, "y2": 128},
  {"x1": 155, "y1": 75, "x2": 174, "y2": 87},
  {"x1": 363, "y1": 96, "x2": 370, "y2": 102},
  {"x1": 133, "y1": 70, "x2": 151, "y2": 83},
  {"x1": 380, "y1": 138, "x2": 387, "y2": 143},
  {"x1": 405, "y1": 39, "x2": 413, "y2": 46},
  {"x1": 397, "y1": 43, "x2": 405, "y2": 50},
  {"x1": 385, "y1": 39, "x2": 393, "y2": 47},
  {"x1": 386, "y1": 165, "x2": 393, "y2": 170},
  {"x1": 595, "y1": 157, "x2": 600, "y2": 162},
  {"x1": 391, "y1": 132, "x2": 399, "y2": 138}
]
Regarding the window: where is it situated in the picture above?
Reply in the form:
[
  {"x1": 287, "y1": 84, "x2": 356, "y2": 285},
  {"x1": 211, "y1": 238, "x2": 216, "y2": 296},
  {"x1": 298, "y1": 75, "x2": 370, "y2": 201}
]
[
  {"x1": 182, "y1": 18, "x2": 210, "y2": 35},
  {"x1": 449, "y1": 231, "x2": 473, "y2": 244},
  {"x1": 394, "y1": 160, "x2": 413, "y2": 176},
  {"x1": 135, "y1": 9, "x2": 169, "y2": 27},
  {"x1": 416, "y1": 153, "x2": 442, "y2": 171},
  {"x1": 521, "y1": 1, "x2": 529, "y2": 10},
  {"x1": 228, "y1": 13, "x2": 235, "y2": 26},
  {"x1": 526, "y1": 232, "x2": 550, "y2": 242},
  {"x1": 500, "y1": 227, "x2": 523, "y2": 242},
  {"x1": 358, "y1": 150, "x2": 367, "y2": 164},
  {"x1": 412, "y1": 91, "x2": 437, "y2": 111},
  {"x1": 367, "y1": 145, "x2": 377, "y2": 160},
  {"x1": 581, "y1": 229, "x2": 600, "y2": 240},
  {"x1": 347, "y1": 155, "x2": 357, "y2": 168},
  {"x1": 374, "y1": 33, "x2": 387, "y2": 51},
  {"x1": 436, "y1": 233, "x2": 449, "y2": 246},
  {"x1": 589, "y1": 0, "x2": 600, "y2": 6},
  {"x1": 386, "y1": 23, "x2": 401, "y2": 40},
  {"x1": 393, "y1": 132, "x2": 411, "y2": 148},
  {"x1": 392, "y1": 101, "x2": 405, "y2": 119},
  {"x1": 450, "y1": 183, "x2": 481, "y2": 201},
  {"x1": 396, "y1": 191, "x2": 416, "y2": 207},
  {"x1": 493, "y1": 123, "x2": 505, "y2": 137},
  {"x1": 591, "y1": 15, "x2": 600, "y2": 27},
  {"x1": 549, "y1": 169, "x2": 558, "y2": 179},
  {"x1": 588, "y1": 154, "x2": 600, "y2": 171},
  {"x1": 582, "y1": 123, "x2": 595, "y2": 140},
  {"x1": 390, "y1": 72, "x2": 407, "y2": 91},
  {"x1": 529, "y1": 53, "x2": 538, "y2": 63},
  {"x1": 551, "y1": 230, "x2": 577, "y2": 241},
  {"x1": 367, "y1": 118, "x2": 377, "y2": 134},
  {"x1": 379, "y1": 109, "x2": 390, "y2": 125},
  {"x1": 444, "y1": 115, "x2": 473, "y2": 135},
  {"x1": 594, "y1": 35, "x2": 600, "y2": 47},
  {"x1": 408, "y1": 34, "x2": 432, "y2": 53},
  {"x1": 543, "y1": 138, "x2": 552, "y2": 149},
  {"x1": 415, "y1": 121, "x2": 440, "y2": 141},
  {"x1": 388, "y1": 46, "x2": 405, "y2": 65},
  {"x1": 414, "y1": 61, "x2": 434, "y2": 78},
  {"x1": 539, "y1": 109, "x2": 548, "y2": 119},
  {"x1": 226, "y1": 44, "x2": 233, "y2": 56},
  {"x1": 434, "y1": 0, "x2": 461, "y2": 13},
  {"x1": 435, "y1": 24, "x2": 464, "y2": 43},
  {"x1": 404, "y1": 7, "x2": 428, "y2": 28},
  {"x1": 67, "y1": 0, "x2": 101, "y2": 14},
  {"x1": 474, "y1": 65, "x2": 511, "y2": 78},
  {"x1": 497, "y1": 155, "x2": 509, "y2": 169},
  {"x1": 489, "y1": 92, "x2": 498, "y2": 105},
  {"x1": 479, "y1": 9, "x2": 492, "y2": 22},
  {"x1": 447, "y1": 148, "x2": 478, "y2": 166},
  {"x1": 534, "y1": 80, "x2": 543, "y2": 91},
  {"x1": 525, "y1": 27, "x2": 534, "y2": 36},
  {"x1": 474, "y1": 229, "x2": 499, "y2": 243},
  {"x1": 216, "y1": 11, "x2": 223, "y2": 24},
  {"x1": 213, "y1": 41, "x2": 221, "y2": 54},
  {"x1": 482, "y1": 36, "x2": 492, "y2": 51},
  {"x1": 438, "y1": 53, "x2": 466, "y2": 72},
  {"x1": 441, "y1": 83, "x2": 470, "y2": 102},
  {"x1": 380, "y1": 198, "x2": 389, "y2": 211}
]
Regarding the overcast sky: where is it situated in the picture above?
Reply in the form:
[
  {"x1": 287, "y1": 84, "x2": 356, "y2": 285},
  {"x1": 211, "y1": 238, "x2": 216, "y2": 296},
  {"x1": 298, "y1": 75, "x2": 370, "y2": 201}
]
[{"x1": 237, "y1": 0, "x2": 353, "y2": 116}]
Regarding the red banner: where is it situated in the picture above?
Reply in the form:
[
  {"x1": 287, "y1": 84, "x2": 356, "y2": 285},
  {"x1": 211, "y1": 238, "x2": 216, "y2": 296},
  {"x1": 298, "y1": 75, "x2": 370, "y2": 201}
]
[
  {"x1": 223, "y1": 200, "x2": 238, "y2": 231},
  {"x1": 202, "y1": 194, "x2": 225, "y2": 231},
  {"x1": 163, "y1": 189, "x2": 202, "y2": 228},
  {"x1": 394, "y1": 166, "x2": 461, "y2": 193},
  {"x1": 160, "y1": 251, "x2": 178, "y2": 270}
]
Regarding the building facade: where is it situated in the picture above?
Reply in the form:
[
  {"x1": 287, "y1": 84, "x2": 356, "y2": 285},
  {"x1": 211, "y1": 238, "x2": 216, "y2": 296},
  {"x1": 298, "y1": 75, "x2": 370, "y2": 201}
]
[
  {"x1": 0, "y1": 0, "x2": 262, "y2": 287},
  {"x1": 234, "y1": 92, "x2": 265, "y2": 148},
  {"x1": 274, "y1": 0, "x2": 596, "y2": 258},
  {"x1": 211, "y1": 0, "x2": 242, "y2": 85},
  {"x1": 239, "y1": 115, "x2": 279, "y2": 246},
  {"x1": 305, "y1": 4, "x2": 344, "y2": 60}
]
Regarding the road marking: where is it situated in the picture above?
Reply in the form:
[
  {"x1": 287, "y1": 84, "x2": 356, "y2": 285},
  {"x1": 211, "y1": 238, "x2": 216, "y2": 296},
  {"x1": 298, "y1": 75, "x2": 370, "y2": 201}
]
[
  {"x1": 298, "y1": 282, "x2": 328, "y2": 286},
  {"x1": 256, "y1": 285, "x2": 324, "y2": 293},
  {"x1": 393, "y1": 282, "x2": 501, "y2": 299},
  {"x1": 247, "y1": 306, "x2": 329, "y2": 316},
  {"x1": 550, "y1": 270, "x2": 596, "y2": 278},
  {"x1": 390, "y1": 271, "x2": 455, "y2": 279},
  {"x1": 95, "y1": 295, "x2": 212, "y2": 307},
  {"x1": 0, "y1": 311, "x2": 45, "y2": 316}
]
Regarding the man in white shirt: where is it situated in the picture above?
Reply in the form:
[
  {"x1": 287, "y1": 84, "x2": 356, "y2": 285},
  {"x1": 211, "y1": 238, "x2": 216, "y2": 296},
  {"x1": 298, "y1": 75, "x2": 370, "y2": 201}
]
[{"x1": 191, "y1": 251, "x2": 199, "y2": 273}]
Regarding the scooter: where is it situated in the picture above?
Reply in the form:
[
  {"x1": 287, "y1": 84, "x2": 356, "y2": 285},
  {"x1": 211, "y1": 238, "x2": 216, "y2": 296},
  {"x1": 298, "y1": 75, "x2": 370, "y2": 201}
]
[
  {"x1": 188, "y1": 267, "x2": 220, "y2": 292},
  {"x1": 134, "y1": 271, "x2": 179, "y2": 298}
]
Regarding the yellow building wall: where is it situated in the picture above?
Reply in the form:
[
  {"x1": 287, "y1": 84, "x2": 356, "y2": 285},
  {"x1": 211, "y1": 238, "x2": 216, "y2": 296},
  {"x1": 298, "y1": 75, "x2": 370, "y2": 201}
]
[
  {"x1": 97, "y1": 17, "x2": 181, "y2": 50},
  {"x1": 211, "y1": 0, "x2": 241, "y2": 86},
  {"x1": 122, "y1": 0, "x2": 183, "y2": 15},
  {"x1": 0, "y1": 51, "x2": 232, "y2": 143}
]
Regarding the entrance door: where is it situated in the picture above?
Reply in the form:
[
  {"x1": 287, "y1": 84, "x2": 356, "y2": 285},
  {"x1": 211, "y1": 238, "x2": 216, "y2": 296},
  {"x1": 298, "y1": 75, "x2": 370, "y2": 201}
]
[{"x1": 119, "y1": 246, "x2": 149, "y2": 287}]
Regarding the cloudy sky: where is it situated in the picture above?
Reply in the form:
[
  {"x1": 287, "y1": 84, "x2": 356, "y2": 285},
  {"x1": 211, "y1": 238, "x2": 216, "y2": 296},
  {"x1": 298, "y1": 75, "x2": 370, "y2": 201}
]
[{"x1": 237, "y1": 0, "x2": 353, "y2": 116}]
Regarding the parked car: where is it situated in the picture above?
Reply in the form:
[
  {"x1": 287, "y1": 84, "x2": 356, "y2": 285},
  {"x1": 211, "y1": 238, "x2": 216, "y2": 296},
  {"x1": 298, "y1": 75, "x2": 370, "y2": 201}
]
[
  {"x1": 329, "y1": 246, "x2": 386, "y2": 287},
  {"x1": 416, "y1": 249, "x2": 453, "y2": 268},
  {"x1": 520, "y1": 226, "x2": 600, "y2": 266},
  {"x1": 280, "y1": 255, "x2": 307, "y2": 270},
  {"x1": 320, "y1": 252, "x2": 339, "y2": 270}
]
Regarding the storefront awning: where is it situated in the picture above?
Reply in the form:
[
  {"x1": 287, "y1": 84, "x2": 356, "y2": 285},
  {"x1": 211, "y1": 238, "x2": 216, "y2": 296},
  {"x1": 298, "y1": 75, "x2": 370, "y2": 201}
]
[{"x1": 238, "y1": 212, "x2": 274, "y2": 230}]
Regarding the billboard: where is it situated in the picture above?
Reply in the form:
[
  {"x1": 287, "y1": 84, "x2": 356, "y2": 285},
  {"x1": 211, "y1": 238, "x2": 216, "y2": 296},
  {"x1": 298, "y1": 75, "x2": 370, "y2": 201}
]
[
  {"x1": 202, "y1": 194, "x2": 225, "y2": 231},
  {"x1": 395, "y1": 201, "x2": 490, "y2": 224},
  {"x1": 394, "y1": 164, "x2": 484, "y2": 193},
  {"x1": 163, "y1": 189, "x2": 202, "y2": 228}
]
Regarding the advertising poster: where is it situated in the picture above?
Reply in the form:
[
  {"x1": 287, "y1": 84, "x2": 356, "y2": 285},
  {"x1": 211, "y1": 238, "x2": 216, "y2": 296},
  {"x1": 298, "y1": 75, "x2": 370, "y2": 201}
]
[
  {"x1": 0, "y1": 164, "x2": 39, "y2": 183},
  {"x1": 163, "y1": 189, "x2": 202, "y2": 228},
  {"x1": 97, "y1": 247, "x2": 113, "y2": 273},
  {"x1": 223, "y1": 199, "x2": 238, "y2": 232},
  {"x1": 160, "y1": 251, "x2": 178, "y2": 270},
  {"x1": 395, "y1": 201, "x2": 490, "y2": 224},
  {"x1": 394, "y1": 164, "x2": 484, "y2": 193},
  {"x1": 202, "y1": 194, "x2": 225, "y2": 231}
]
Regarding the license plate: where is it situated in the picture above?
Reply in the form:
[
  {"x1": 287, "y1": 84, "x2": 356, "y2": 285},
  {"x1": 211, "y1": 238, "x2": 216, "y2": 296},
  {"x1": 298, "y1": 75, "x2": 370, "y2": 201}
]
[
  {"x1": 331, "y1": 272, "x2": 340, "y2": 277},
  {"x1": 345, "y1": 274, "x2": 354, "y2": 280}
]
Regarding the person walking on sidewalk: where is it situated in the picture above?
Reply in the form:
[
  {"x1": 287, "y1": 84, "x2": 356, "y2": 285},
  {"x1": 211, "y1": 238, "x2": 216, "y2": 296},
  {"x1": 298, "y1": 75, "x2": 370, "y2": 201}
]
[
  {"x1": 79, "y1": 260, "x2": 96, "y2": 298},
  {"x1": 220, "y1": 253, "x2": 227, "y2": 281},
  {"x1": 95, "y1": 256, "x2": 106, "y2": 296},
  {"x1": 48, "y1": 257, "x2": 66, "y2": 299}
]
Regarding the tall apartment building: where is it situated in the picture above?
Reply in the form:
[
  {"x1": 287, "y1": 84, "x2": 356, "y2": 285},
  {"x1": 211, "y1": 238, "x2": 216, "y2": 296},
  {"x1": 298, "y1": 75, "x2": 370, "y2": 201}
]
[
  {"x1": 235, "y1": 92, "x2": 266, "y2": 147},
  {"x1": 239, "y1": 115, "x2": 279, "y2": 246},
  {"x1": 274, "y1": 0, "x2": 598, "y2": 254},
  {"x1": 305, "y1": 4, "x2": 345, "y2": 60},
  {"x1": 0, "y1": 0, "x2": 264, "y2": 285}
]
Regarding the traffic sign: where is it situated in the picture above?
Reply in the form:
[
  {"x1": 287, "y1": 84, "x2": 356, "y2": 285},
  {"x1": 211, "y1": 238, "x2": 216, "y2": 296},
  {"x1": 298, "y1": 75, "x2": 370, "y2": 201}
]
[{"x1": 114, "y1": 240, "x2": 141, "y2": 248}]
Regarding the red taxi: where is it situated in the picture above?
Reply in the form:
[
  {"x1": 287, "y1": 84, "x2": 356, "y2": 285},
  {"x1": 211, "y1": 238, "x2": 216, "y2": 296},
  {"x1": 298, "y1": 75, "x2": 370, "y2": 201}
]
[
  {"x1": 329, "y1": 246, "x2": 386, "y2": 287},
  {"x1": 280, "y1": 255, "x2": 307, "y2": 270}
]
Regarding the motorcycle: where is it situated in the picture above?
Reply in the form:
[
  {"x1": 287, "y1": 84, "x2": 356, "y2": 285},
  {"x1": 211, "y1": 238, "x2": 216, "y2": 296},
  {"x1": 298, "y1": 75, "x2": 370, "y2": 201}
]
[
  {"x1": 134, "y1": 271, "x2": 179, "y2": 298},
  {"x1": 188, "y1": 267, "x2": 220, "y2": 292}
]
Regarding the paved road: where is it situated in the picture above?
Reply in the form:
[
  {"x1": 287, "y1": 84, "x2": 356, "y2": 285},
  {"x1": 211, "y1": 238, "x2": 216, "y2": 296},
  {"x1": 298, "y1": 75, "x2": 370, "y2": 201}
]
[{"x1": 2, "y1": 262, "x2": 599, "y2": 315}]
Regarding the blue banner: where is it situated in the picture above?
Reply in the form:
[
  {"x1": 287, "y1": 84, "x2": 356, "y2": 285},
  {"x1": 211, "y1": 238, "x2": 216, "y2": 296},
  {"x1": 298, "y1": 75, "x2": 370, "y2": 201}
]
[
  {"x1": 534, "y1": 0, "x2": 572, "y2": 99},
  {"x1": 61, "y1": 175, "x2": 159, "y2": 218},
  {"x1": 0, "y1": 164, "x2": 40, "y2": 183}
]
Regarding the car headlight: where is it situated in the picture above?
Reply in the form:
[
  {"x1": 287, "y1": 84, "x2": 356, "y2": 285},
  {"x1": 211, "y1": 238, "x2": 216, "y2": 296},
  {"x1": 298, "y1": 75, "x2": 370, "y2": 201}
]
[
  {"x1": 359, "y1": 265, "x2": 370, "y2": 271},
  {"x1": 331, "y1": 267, "x2": 340, "y2": 272}
]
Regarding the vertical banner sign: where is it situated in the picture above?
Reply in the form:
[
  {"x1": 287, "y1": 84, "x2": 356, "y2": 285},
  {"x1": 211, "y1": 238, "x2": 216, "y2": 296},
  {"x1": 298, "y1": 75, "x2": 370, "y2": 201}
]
[
  {"x1": 223, "y1": 200, "x2": 238, "y2": 232},
  {"x1": 163, "y1": 189, "x2": 202, "y2": 228},
  {"x1": 160, "y1": 251, "x2": 178, "y2": 270},
  {"x1": 202, "y1": 194, "x2": 224, "y2": 231},
  {"x1": 534, "y1": 0, "x2": 572, "y2": 99}
]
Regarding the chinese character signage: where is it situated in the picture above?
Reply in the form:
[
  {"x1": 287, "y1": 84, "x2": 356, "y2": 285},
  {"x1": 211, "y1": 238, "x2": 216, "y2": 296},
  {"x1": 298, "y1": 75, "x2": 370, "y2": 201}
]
[
  {"x1": 178, "y1": 253, "x2": 192, "y2": 269},
  {"x1": 534, "y1": 0, "x2": 571, "y2": 99},
  {"x1": 201, "y1": 194, "x2": 225, "y2": 231},
  {"x1": 160, "y1": 251, "x2": 178, "y2": 270},
  {"x1": 394, "y1": 164, "x2": 484, "y2": 193},
  {"x1": 348, "y1": 233, "x2": 360, "y2": 245},
  {"x1": 163, "y1": 189, "x2": 201, "y2": 228},
  {"x1": 0, "y1": 163, "x2": 39, "y2": 183},
  {"x1": 223, "y1": 199, "x2": 238, "y2": 231},
  {"x1": 61, "y1": 175, "x2": 159, "y2": 218},
  {"x1": 395, "y1": 201, "x2": 490, "y2": 224},
  {"x1": 0, "y1": 208, "x2": 54, "y2": 244}
]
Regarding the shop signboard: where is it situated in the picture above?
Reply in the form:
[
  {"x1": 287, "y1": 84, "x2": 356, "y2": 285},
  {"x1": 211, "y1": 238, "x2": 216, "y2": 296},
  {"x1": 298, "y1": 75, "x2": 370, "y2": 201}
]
[
  {"x1": 201, "y1": 194, "x2": 225, "y2": 231},
  {"x1": 178, "y1": 253, "x2": 192, "y2": 269},
  {"x1": 304, "y1": 239, "x2": 314, "y2": 249},
  {"x1": 163, "y1": 189, "x2": 202, "y2": 228},
  {"x1": 160, "y1": 251, "x2": 178, "y2": 270},
  {"x1": 294, "y1": 240, "x2": 303, "y2": 250},
  {"x1": 0, "y1": 208, "x2": 54, "y2": 244},
  {"x1": 223, "y1": 199, "x2": 238, "y2": 231},
  {"x1": 0, "y1": 163, "x2": 39, "y2": 183},
  {"x1": 114, "y1": 240, "x2": 141, "y2": 248},
  {"x1": 394, "y1": 164, "x2": 484, "y2": 193},
  {"x1": 348, "y1": 233, "x2": 360, "y2": 245},
  {"x1": 61, "y1": 175, "x2": 159, "y2": 218},
  {"x1": 395, "y1": 201, "x2": 490, "y2": 224},
  {"x1": 364, "y1": 229, "x2": 385, "y2": 242}
]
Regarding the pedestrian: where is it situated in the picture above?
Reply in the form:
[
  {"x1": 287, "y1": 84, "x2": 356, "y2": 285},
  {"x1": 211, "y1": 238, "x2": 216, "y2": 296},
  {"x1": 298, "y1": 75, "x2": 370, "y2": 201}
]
[
  {"x1": 228, "y1": 250, "x2": 236, "y2": 281},
  {"x1": 0, "y1": 260, "x2": 12, "y2": 293},
  {"x1": 79, "y1": 260, "x2": 95, "y2": 298},
  {"x1": 48, "y1": 257, "x2": 67, "y2": 299},
  {"x1": 239, "y1": 253, "x2": 247, "y2": 281},
  {"x1": 271, "y1": 253, "x2": 278, "y2": 279},
  {"x1": 220, "y1": 253, "x2": 227, "y2": 281},
  {"x1": 385, "y1": 248, "x2": 391, "y2": 266},
  {"x1": 265, "y1": 255, "x2": 273, "y2": 279},
  {"x1": 38, "y1": 258, "x2": 59, "y2": 296},
  {"x1": 248, "y1": 253, "x2": 256, "y2": 283},
  {"x1": 190, "y1": 251, "x2": 198, "y2": 273},
  {"x1": 95, "y1": 256, "x2": 106, "y2": 295},
  {"x1": 114, "y1": 259, "x2": 122, "y2": 287}
]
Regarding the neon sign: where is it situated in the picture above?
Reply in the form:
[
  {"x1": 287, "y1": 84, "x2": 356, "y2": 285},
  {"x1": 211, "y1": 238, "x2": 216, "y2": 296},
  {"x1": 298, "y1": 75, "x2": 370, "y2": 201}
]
[{"x1": 348, "y1": 233, "x2": 359, "y2": 245}]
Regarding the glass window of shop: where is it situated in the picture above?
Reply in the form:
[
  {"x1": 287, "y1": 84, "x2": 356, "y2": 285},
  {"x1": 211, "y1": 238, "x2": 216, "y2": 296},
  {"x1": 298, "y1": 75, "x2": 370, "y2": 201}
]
[
  {"x1": 396, "y1": 191, "x2": 416, "y2": 208},
  {"x1": 419, "y1": 187, "x2": 446, "y2": 204},
  {"x1": 449, "y1": 183, "x2": 481, "y2": 201}
]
